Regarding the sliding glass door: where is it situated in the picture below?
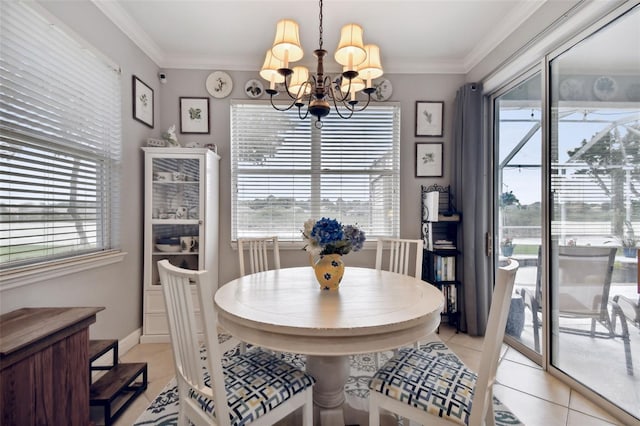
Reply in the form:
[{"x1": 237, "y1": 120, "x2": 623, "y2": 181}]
[
  {"x1": 494, "y1": 73, "x2": 543, "y2": 359},
  {"x1": 548, "y1": 6, "x2": 639, "y2": 419},
  {"x1": 493, "y1": 4, "x2": 639, "y2": 421}
]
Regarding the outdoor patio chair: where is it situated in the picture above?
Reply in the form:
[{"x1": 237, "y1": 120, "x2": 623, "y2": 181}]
[
  {"x1": 521, "y1": 245, "x2": 633, "y2": 375},
  {"x1": 368, "y1": 259, "x2": 519, "y2": 426},
  {"x1": 157, "y1": 260, "x2": 315, "y2": 426},
  {"x1": 612, "y1": 295, "x2": 640, "y2": 334}
]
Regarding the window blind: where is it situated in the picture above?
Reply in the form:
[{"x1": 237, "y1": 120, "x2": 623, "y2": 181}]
[
  {"x1": 0, "y1": 2, "x2": 122, "y2": 269},
  {"x1": 230, "y1": 101, "x2": 400, "y2": 241}
]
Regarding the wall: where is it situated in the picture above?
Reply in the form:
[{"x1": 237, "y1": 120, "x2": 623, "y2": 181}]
[
  {"x1": 0, "y1": 1, "x2": 158, "y2": 341},
  {"x1": 156, "y1": 70, "x2": 464, "y2": 285},
  {"x1": 1, "y1": 0, "x2": 590, "y2": 340}
]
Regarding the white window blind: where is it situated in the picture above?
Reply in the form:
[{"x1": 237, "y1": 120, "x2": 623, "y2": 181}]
[
  {"x1": 231, "y1": 101, "x2": 400, "y2": 241},
  {"x1": 0, "y1": 2, "x2": 122, "y2": 269}
]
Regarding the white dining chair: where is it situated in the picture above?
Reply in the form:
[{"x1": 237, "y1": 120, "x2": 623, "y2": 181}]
[
  {"x1": 374, "y1": 237, "x2": 424, "y2": 366},
  {"x1": 238, "y1": 236, "x2": 281, "y2": 276},
  {"x1": 375, "y1": 237, "x2": 424, "y2": 278},
  {"x1": 368, "y1": 259, "x2": 519, "y2": 426},
  {"x1": 157, "y1": 259, "x2": 315, "y2": 426}
]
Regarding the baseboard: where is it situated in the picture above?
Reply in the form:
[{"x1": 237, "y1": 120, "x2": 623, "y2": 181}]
[
  {"x1": 119, "y1": 328, "x2": 142, "y2": 355},
  {"x1": 91, "y1": 328, "x2": 142, "y2": 369},
  {"x1": 139, "y1": 334, "x2": 171, "y2": 344}
]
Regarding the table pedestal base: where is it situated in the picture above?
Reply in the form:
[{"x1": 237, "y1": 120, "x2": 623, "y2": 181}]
[
  {"x1": 306, "y1": 355, "x2": 350, "y2": 425},
  {"x1": 306, "y1": 355, "x2": 398, "y2": 426}
]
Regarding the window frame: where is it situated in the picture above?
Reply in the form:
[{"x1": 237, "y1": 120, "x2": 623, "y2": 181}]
[
  {"x1": 0, "y1": 1, "x2": 124, "y2": 286},
  {"x1": 230, "y1": 100, "x2": 401, "y2": 243}
]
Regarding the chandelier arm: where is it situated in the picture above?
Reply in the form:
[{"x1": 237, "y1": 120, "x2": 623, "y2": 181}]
[
  {"x1": 298, "y1": 96, "x2": 311, "y2": 120},
  {"x1": 343, "y1": 92, "x2": 373, "y2": 113},
  {"x1": 268, "y1": 94, "x2": 300, "y2": 112},
  {"x1": 281, "y1": 76, "x2": 301, "y2": 101},
  {"x1": 328, "y1": 95, "x2": 355, "y2": 120},
  {"x1": 326, "y1": 80, "x2": 350, "y2": 103}
]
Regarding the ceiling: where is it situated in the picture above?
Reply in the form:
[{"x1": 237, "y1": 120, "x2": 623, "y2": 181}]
[{"x1": 93, "y1": 0, "x2": 547, "y2": 74}]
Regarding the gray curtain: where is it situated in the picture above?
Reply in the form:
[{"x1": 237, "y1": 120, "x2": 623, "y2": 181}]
[{"x1": 452, "y1": 82, "x2": 491, "y2": 336}]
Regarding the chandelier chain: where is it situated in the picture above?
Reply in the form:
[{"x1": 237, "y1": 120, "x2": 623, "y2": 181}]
[{"x1": 318, "y1": 0, "x2": 323, "y2": 50}]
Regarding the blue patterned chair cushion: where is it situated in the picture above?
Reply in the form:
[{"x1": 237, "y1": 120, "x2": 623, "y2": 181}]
[
  {"x1": 188, "y1": 349, "x2": 315, "y2": 425},
  {"x1": 369, "y1": 347, "x2": 475, "y2": 425}
]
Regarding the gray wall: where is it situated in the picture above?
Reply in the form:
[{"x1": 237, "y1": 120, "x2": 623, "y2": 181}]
[
  {"x1": 157, "y1": 70, "x2": 464, "y2": 286},
  {"x1": 0, "y1": 1, "x2": 158, "y2": 340},
  {"x1": 0, "y1": 0, "x2": 584, "y2": 341}
]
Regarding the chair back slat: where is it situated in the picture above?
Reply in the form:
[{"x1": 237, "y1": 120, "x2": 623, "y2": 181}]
[
  {"x1": 470, "y1": 259, "x2": 519, "y2": 425},
  {"x1": 238, "y1": 236, "x2": 281, "y2": 276},
  {"x1": 158, "y1": 259, "x2": 231, "y2": 425},
  {"x1": 375, "y1": 238, "x2": 423, "y2": 278}
]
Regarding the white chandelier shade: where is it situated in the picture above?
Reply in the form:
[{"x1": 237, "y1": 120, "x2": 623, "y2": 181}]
[{"x1": 260, "y1": 0, "x2": 384, "y2": 126}]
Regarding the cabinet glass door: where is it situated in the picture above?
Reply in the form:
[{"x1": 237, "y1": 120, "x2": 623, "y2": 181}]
[{"x1": 150, "y1": 156, "x2": 201, "y2": 286}]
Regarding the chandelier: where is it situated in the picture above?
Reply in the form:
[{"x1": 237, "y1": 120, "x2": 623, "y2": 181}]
[{"x1": 259, "y1": 0, "x2": 383, "y2": 128}]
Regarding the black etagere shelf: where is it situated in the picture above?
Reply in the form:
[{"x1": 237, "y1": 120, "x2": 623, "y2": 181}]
[{"x1": 420, "y1": 184, "x2": 462, "y2": 332}]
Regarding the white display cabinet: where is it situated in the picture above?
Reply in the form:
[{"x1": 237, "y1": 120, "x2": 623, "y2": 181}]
[{"x1": 141, "y1": 148, "x2": 219, "y2": 343}]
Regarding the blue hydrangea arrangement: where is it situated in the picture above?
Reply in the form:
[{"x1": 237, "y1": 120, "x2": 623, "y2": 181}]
[{"x1": 302, "y1": 217, "x2": 366, "y2": 256}]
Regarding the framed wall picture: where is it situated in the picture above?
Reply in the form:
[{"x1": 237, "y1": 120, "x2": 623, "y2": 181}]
[
  {"x1": 415, "y1": 142, "x2": 443, "y2": 177},
  {"x1": 415, "y1": 101, "x2": 444, "y2": 137},
  {"x1": 132, "y1": 75, "x2": 154, "y2": 128},
  {"x1": 180, "y1": 97, "x2": 210, "y2": 134}
]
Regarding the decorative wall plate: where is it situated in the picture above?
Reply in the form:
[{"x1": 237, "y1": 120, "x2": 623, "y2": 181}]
[
  {"x1": 559, "y1": 78, "x2": 584, "y2": 100},
  {"x1": 372, "y1": 79, "x2": 392, "y2": 101},
  {"x1": 593, "y1": 75, "x2": 617, "y2": 101},
  {"x1": 627, "y1": 83, "x2": 640, "y2": 102},
  {"x1": 206, "y1": 71, "x2": 233, "y2": 98},
  {"x1": 244, "y1": 79, "x2": 264, "y2": 98}
]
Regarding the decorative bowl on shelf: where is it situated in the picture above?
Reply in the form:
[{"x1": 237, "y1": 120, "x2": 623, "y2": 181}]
[
  {"x1": 157, "y1": 237, "x2": 180, "y2": 245},
  {"x1": 155, "y1": 244, "x2": 181, "y2": 252}
]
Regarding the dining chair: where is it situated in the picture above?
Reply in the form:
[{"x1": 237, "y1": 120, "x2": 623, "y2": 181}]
[
  {"x1": 375, "y1": 237, "x2": 424, "y2": 278},
  {"x1": 237, "y1": 236, "x2": 281, "y2": 353},
  {"x1": 238, "y1": 236, "x2": 281, "y2": 276},
  {"x1": 374, "y1": 238, "x2": 424, "y2": 366},
  {"x1": 368, "y1": 259, "x2": 519, "y2": 426},
  {"x1": 157, "y1": 260, "x2": 315, "y2": 426}
]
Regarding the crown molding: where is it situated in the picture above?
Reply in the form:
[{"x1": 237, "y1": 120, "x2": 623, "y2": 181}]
[
  {"x1": 91, "y1": 0, "x2": 164, "y2": 66},
  {"x1": 463, "y1": 0, "x2": 547, "y2": 73}
]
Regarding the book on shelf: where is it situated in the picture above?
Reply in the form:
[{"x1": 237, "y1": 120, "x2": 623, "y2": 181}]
[
  {"x1": 440, "y1": 283, "x2": 457, "y2": 314},
  {"x1": 433, "y1": 239, "x2": 456, "y2": 250},
  {"x1": 433, "y1": 255, "x2": 456, "y2": 281}
]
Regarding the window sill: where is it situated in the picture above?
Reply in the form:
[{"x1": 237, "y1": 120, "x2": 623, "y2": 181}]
[
  {"x1": 229, "y1": 241, "x2": 379, "y2": 251},
  {"x1": 0, "y1": 250, "x2": 127, "y2": 292}
]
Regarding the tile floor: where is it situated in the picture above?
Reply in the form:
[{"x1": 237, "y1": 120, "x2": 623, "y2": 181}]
[{"x1": 108, "y1": 324, "x2": 627, "y2": 426}]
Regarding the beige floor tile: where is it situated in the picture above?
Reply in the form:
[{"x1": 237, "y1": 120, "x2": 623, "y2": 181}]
[
  {"x1": 503, "y1": 346, "x2": 542, "y2": 369},
  {"x1": 112, "y1": 394, "x2": 153, "y2": 426},
  {"x1": 566, "y1": 409, "x2": 620, "y2": 426},
  {"x1": 497, "y1": 358, "x2": 571, "y2": 406},
  {"x1": 445, "y1": 340, "x2": 482, "y2": 371},
  {"x1": 447, "y1": 330, "x2": 485, "y2": 351},
  {"x1": 494, "y1": 383, "x2": 568, "y2": 426},
  {"x1": 569, "y1": 390, "x2": 625, "y2": 425},
  {"x1": 434, "y1": 323, "x2": 458, "y2": 342}
]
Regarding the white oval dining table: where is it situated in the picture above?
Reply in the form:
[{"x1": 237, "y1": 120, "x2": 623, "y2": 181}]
[{"x1": 214, "y1": 266, "x2": 444, "y2": 426}]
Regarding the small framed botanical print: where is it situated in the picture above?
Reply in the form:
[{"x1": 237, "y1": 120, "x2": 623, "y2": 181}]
[
  {"x1": 415, "y1": 142, "x2": 443, "y2": 177},
  {"x1": 180, "y1": 97, "x2": 210, "y2": 134},
  {"x1": 132, "y1": 75, "x2": 154, "y2": 128},
  {"x1": 415, "y1": 101, "x2": 444, "y2": 137}
]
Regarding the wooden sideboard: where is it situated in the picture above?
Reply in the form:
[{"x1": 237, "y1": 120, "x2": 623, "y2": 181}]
[{"x1": 0, "y1": 307, "x2": 104, "y2": 425}]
